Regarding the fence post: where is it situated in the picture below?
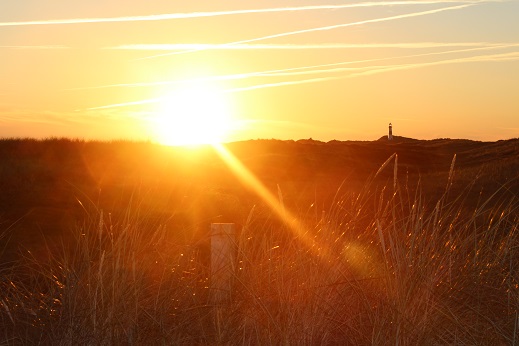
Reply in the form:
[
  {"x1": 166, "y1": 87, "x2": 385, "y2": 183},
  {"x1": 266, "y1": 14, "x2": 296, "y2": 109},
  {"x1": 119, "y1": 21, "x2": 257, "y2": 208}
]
[{"x1": 210, "y1": 223, "x2": 236, "y2": 303}]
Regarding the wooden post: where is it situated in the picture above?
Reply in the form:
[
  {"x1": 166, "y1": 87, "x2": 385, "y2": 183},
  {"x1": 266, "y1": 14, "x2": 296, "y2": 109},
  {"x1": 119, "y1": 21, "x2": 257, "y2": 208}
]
[{"x1": 210, "y1": 223, "x2": 236, "y2": 303}]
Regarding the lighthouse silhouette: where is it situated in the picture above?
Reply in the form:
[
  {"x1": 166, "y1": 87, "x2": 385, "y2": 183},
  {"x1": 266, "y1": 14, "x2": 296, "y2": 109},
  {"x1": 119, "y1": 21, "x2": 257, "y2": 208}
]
[{"x1": 388, "y1": 123, "x2": 393, "y2": 140}]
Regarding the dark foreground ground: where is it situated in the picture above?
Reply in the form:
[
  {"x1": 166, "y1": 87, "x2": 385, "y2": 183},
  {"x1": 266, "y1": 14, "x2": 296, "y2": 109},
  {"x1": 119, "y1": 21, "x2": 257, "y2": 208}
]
[
  {"x1": 0, "y1": 136, "x2": 517, "y2": 264},
  {"x1": 0, "y1": 136, "x2": 518, "y2": 345}
]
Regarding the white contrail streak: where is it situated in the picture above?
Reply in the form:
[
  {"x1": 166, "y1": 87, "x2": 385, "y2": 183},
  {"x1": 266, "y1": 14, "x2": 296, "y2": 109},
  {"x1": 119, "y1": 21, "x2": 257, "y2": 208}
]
[
  {"x1": 346, "y1": 51, "x2": 519, "y2": 78},
  {"x1": 227, "y1": 51, "x2": 519, "y2": 92},
  {"x1": 259, "y1": 44, "x2": 519, "y2": 77},
  {"x1": 70, "y1": 43, "x2": 517, "y2": 91},
  {"x1": 0, "y1": 45, "x2": 68, "y2": 49},
  {"x1": 0, "y1": 113, "x2": 83, "y2": 125},
  {"x1": 82, "y1": 50, "x2": 519, "y2": 110},
  {"x1": 0, "y1": 1, "x2": 490, "y2": 27},
  {"x1": 136, "y1": 3, "x2": 477, "y2": 60},
  {"x1": 112, "y1": 42, "x2": 512, "y2": 51},
  {"x1": 82, "y1": 98, "x2": 161, "y2": 111}
]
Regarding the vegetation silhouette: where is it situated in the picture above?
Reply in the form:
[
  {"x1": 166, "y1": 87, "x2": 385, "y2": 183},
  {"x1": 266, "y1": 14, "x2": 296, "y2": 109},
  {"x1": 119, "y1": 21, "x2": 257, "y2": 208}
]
[{"x1": 0, "y1": 136, "x2": 518, "y2": 344}]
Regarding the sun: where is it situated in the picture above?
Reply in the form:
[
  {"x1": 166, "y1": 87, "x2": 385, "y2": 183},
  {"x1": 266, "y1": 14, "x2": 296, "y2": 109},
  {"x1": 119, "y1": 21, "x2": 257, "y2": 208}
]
[{"x1": 152, "y1": 84, "x2": 234, "y2": 146}]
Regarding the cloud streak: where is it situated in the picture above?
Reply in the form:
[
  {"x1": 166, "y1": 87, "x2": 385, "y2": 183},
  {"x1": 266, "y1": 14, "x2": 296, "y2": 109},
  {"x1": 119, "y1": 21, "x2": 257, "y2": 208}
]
[
  {"x1": 83, "y1": 50, "x2": 519, "y2": 110},
  {"x1": 0, "y1": 1, "x2": 491, "y2": 27},
  {"x1": 112, "y1": 42, "x2": 516, "y2": 51},
  {"x1": 225, "y1": 51, "x2": 519, "y2": 92},
  {"x1": 0, "y1": 112, "x2": 84, "y2": 126},
  {"x1": 346, "y1": 51, "x2": 519, "y2": 78},
  {"x1": 0, "y1": 45, "x2": 68, "y2": 49},
  {"x1": 136, "y1": 3, "x2": 479, "y2": 60},
  {"x1": 70, "y1": 43, "x2": 518, "y2": 91},
  {"x1": 81, "y1": 99, "x2": 161, "y2": 111}
]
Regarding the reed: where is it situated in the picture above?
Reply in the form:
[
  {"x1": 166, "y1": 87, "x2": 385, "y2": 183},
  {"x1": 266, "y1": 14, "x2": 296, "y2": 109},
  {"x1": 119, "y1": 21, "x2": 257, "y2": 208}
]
[{"x1": 0, "y1": 156, "x2": 517, "y2": 345}]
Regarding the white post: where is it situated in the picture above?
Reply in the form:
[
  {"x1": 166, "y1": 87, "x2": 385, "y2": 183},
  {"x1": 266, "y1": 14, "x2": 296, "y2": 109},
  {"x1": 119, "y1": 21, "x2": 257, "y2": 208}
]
[{"x1": 210, "y1": 223, "x2": 236, "y2": 303}]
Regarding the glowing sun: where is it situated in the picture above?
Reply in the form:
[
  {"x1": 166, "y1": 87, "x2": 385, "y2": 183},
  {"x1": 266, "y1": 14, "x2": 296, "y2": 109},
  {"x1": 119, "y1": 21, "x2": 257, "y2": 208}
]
[{"x1": 152, "y1": 84, "x2": 233, "y2": 146}]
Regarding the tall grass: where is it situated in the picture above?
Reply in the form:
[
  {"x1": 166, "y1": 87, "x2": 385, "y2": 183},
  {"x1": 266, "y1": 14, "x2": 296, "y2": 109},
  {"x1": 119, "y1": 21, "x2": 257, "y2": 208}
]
[{"x1": 1, "y1": 158, "x2": 518, "y2": 345}]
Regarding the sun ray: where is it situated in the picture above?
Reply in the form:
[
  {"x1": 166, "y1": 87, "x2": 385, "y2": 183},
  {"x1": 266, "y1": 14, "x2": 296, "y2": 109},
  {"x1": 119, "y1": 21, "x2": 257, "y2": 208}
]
[{"x1": 212, "y1": 143, "x2": 331, "y2": 259}]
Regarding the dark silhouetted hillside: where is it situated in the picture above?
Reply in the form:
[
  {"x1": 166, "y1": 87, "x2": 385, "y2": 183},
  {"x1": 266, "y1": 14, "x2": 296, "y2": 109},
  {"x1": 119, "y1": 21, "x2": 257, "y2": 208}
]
[{"x1": 0, "y1": 137, "x2": 517, "y2": 265}]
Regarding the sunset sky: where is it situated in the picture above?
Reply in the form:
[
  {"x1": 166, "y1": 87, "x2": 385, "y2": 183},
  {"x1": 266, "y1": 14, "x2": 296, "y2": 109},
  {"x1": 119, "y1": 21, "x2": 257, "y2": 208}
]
[{"x1": 1, "y1": 0, "x2": 518, "y2": 144}]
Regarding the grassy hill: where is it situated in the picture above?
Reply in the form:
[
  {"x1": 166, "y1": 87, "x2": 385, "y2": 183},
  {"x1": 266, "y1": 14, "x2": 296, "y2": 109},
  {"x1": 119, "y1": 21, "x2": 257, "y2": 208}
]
[
  {"x1": 0, "y1": 137, "x2": 517, "y2": 262},
  {"x1": 0, "y1": 137, "x2": 517, "y2": 344}
]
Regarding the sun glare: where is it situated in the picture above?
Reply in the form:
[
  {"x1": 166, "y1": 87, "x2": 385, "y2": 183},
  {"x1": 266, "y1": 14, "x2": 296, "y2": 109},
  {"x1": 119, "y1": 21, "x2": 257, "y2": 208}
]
[{"x1": 152, "y1": 84, "x2": 233, "y2": 146}]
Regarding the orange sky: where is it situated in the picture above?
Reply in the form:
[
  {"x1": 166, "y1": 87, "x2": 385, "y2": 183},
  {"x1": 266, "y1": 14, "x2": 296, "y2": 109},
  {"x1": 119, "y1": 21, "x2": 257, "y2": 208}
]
[{"x1": 0, "y1": 0, "x2": 518, "y2": 144}]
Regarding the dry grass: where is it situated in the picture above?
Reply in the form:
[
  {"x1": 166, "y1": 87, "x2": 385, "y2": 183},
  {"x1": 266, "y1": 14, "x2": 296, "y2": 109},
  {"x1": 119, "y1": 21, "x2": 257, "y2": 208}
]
[{"x1": 0, "y1": 156, "x2": 518, "y2": 345}]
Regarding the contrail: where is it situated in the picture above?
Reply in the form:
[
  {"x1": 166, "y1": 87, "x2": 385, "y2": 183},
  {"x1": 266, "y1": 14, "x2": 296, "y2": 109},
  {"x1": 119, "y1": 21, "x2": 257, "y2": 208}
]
[
  {"x1": 227, "y1": 51, "x2": 519, "y2": 92},
  {"x1": 340, "y1": 51, "x2": 519, "y2": 80},
  {"x1": 70, "y1": 43, "x2": 517, "y2": 91},
  {"x1": 82, "y1": 50, "x2": 519, "y2": 111},
  {"x1": 258, "y1": 44, "x2": 519, "y2": 78},
  {"x1": 82, "y1": 98, "x2": 161, "y2": 111},
  {"x1": 0, "y1": 113, "x2": 81, "y2": 126},
  {"x1": 0, "y1": 1, "x2": 489, "y2": 27},
  {"x1": 81, "y1": 79, "x2": 332, "y2": 110},
  {"x1": 136, "y1": 3, "x2": 478, "y2": 60},
  {"x1": 68, "y1": 63, "x2": 364, "y2": 91},
  {"x1": 0, "y1": 45, "x2": 68, "y2": 49},
  {"x1": 112, "y1": 42, "x2": 511, "y2": 51}
]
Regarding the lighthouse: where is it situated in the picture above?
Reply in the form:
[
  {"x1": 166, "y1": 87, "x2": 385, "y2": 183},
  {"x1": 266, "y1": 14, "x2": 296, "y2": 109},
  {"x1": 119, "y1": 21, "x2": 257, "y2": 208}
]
[{"x1": 388, "y1": 123, "x2": 393, "y2": 140}]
